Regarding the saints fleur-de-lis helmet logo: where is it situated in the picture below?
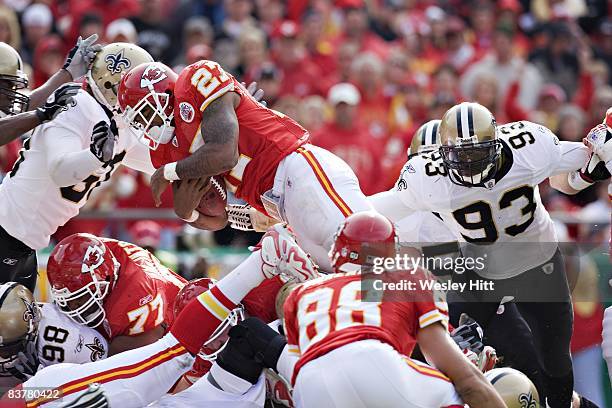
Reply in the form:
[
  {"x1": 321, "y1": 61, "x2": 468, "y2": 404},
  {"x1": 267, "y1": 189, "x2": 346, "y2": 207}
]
[
  {"x1": 105, "y1": 50, "x2": 131, "y2": 75},
  {"x1": 519, "y1": 392, "x2": 537, "y2": 408},
  {"x1": 86, "y1": 337, "x2": 106, "y2": 361}
]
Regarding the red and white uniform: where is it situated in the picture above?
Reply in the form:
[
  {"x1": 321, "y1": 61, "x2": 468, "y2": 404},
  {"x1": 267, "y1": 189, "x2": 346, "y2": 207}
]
[
  {"x1": 100, "y1": 239, "x2": 186, "y2": 340},
  {"x1": 151, "y1": 60, "x2": 373, "y2": 271},
  {"x1": 283, "y1": 271, "x2": 462, "y2": 408},
  {"x1": 150, "y1": 60, "x2": 308, "y2": 212},
  {"x1": 178, "y1": 276, "x2": 286, "y2": 386}
]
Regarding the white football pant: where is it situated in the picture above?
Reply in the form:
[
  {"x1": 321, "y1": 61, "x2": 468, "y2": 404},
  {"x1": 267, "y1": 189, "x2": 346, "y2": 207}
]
[
  {"x1": 276, "y1": 144, "x2": 373, "y2": 272},
  {"x1": 23, "y1": 333, "x2": 194, "y2": 407},
  {"x1": 293, "y1": 340, "x2": 463, "y2": 408}
]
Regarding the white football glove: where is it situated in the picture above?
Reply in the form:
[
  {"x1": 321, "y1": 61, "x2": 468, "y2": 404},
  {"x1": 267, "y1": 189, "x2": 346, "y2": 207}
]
[
  {"x1": 227, "y1": 204, "x2": 279, "y2": 232},
  {"x1": 63, "y1": 34, "x2": 102, "y2": 79},
  {"x1": 567, "y1": 151, "x2": 611, "y2": 191},
  {"x1": 462, "y1": 346, "x2": 497, "y2": 373},
  {"x1": 584, "y1": 122, "x2": 612, "y2": 173},
  {"x1": 250, "y1": 224, "x2": 319, "y2": 282}
]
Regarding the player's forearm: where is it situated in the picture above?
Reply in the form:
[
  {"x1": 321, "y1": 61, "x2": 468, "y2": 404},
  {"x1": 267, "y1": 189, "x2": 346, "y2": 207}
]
[
  {"x1": 49, "y1": 149, "x2": 102, "y2": 187},
  {"x1": 28, "y1": 69, "x2": 73, "y2": 110},
  {"x1": 367, "y1": 191, "x2": 413, "y2": 222},
  {"x1": 0, "y1": 111, "x2": 41, "y2": 146},
  {"x1": 549, "y1": 173, "x2": 581, "y2": 195},
  {"x1": 175, "y1": 142, "x2": 238, "y2": 180}
]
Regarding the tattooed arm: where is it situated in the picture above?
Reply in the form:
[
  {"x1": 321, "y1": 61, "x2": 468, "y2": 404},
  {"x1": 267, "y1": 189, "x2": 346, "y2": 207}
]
[
  {"x1": 150, "y1": 92, "x2": 239, "y2": 205},
  {"x1": 176, "y1": 93, "x2": 239, "y2": 179}
]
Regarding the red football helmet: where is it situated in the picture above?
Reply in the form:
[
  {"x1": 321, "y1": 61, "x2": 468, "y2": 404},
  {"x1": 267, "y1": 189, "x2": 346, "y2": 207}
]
[
  {"x1": 330, "y1": 211, "x2": 397, "y2": 273},
  {"x1": 117, "y1": 62, "x2": 178, "y2": 150},
  {"x1": 174, "y1": 278, "x2": 244, "y2": 361},
  {"x1": 47, "y1": 233, "x2": 119, "y2": 328}
]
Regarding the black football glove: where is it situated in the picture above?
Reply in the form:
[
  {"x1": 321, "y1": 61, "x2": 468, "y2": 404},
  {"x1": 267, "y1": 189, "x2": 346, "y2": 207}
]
[
  {"x1": 450, "y1": 313, "x2": 485, "y2": 354},
  {"x1": 35, "y1": 83, "x2": 81, "y2": 123},
  {"x1": 90, "y1": 120, "x2": 117, "y2": 163},
  {"x1": 12, "y1": 340, "x2": 40, "y2": 380}
]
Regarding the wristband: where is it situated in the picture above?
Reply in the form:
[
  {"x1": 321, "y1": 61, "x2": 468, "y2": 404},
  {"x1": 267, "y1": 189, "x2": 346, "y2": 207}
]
[
  {"x1": 163, "y1": 162, "x2": 180, "y2": 181},
  {"x1": 567, "y1": 170, "x2": 593, "y2": 191},
  {"x1": 181, "y1": 210, "x2": 199, "y2": 223}
]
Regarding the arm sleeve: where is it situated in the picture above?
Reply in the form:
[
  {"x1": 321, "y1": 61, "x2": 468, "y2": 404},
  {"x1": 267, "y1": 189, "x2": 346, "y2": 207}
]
[
  {"x1": 41, "y1": 124, "x2": 103, "y2": 187},
  {"x1": 550, "y1": 141, "x2": 590, "y2": 176}
]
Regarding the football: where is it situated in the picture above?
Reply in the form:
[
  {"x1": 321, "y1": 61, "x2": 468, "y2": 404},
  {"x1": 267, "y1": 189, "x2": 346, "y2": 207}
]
[{"x1": 196, "y1": 175, "x2": 227, "y2": 217}]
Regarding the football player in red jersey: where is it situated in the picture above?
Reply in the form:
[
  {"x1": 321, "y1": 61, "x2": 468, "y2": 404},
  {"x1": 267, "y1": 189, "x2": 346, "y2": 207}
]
[
  {"x1": 46, "y1": 233, "x2": 187, "y2": 356},
  {"x1": 281, "y1": 211, "x2": 505, "y2": 408},
  {"x1": 117, "y1": 61, "x2": 374, "y2": 271},
  {"x1": 0, "y1": 224, "x2": 316, "y2": 408},
  {"x1": 171, "y1": 275, "x2": 290, "y2": 393}
]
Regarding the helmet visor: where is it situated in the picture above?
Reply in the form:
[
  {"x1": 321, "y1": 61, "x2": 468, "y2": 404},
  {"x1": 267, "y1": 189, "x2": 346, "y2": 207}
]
[{"x1": 440, "y1": 139, "x2": 501, "y2": 185}]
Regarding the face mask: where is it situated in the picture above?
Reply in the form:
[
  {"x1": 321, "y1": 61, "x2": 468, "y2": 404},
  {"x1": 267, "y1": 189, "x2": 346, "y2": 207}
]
[{"x1": 148, "y1": 124, "x2": 174, "y2": 146}]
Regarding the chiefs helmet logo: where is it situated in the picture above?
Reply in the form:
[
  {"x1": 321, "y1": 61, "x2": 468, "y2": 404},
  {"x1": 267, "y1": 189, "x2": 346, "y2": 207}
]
[
  {"x1": 105, "y1": 50, "x2": 131, "y2": 75},
  {"x1": 140, "y1": 65, "x2": 168, "y2": 89},
  {"x1": 82, "y1": 245, "x2": 105, "y2": 274}
]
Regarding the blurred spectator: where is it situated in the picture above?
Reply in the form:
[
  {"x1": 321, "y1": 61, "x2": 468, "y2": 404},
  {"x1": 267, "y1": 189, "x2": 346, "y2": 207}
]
[
  {"x1": 430, "y1": 64, "x2": 461, "y2": 104},
  {"x1": 220, "y1": 0, "x2": 257, "y2": 40},
  {"x1": 129, "y1": 220, "x2": 179, "y2": 271},
  {"x1": 334, "y1": 0, "x2": 389, "y2": 60},
  {"x1": 351, "y1": 52, "x2": 389, "y2": 140},
  {"x1": 557, "y1": 104, "x2": 586, "y2": 142},
  {"x1": 237, "y1": 27, "x2": 268, "y2": 82},
  {"x1": 130, "y1": 0, "x2": 172, "y2": 61},
  {"x1": 32, "y1": 35, "x2": 64, "y2": 88},
  {"x1": 272, "y1": 95, "x2": 301, "y2": 120},
  {"x1": 255, "y1": 0, "x2": 284, "y2": 35},
  {"x1": 301, "y1": 10, "x2": 336, "y2": 76},
  {"x1": 298, "y1": 95, "x2": 327, "y2": 133},
  {"x1": 271, "y1": 20, "x2": 327, "y2": 97},
  {"x1": 79, "y1": 13, "x2": 104, "y2": 42},
  {"x1": 252, "y1": 62, "x2": 282, "y2": 107},
  {"x1": 20, "y1": 3, "x2": 52, "y2": 63},
  {"x1": 586, "y1": 86, "x2": 612, "y2": 131},
  {"x1": 65, "y1": 0, "x2": 140, "y2": 49},
  {"x1": 529, "y1": 22, "x2": 580, "y2": 97},
  {"x1": 105, "y1": 18, "x2": 138, "y2": 44},
  {"x1": 445, "y1": 16, "x2": 477, "y2": 73},
  {"x1": 470, "y1": 71, "x2": 503, "y2": 122},
  {"x1": 312, "y1": 83, "x2": 383, "y2": 195},
  {"x1": 332, "y1": 41, "x2": 359, "y2": 83},
  {"x1": 0, "y1": 6, "x2": 20, "y2": 51},
  {"x1": 467, "y1": 0, "x2": 496, "y2": 52},
  {"x1": 172, "y1": 17, "x2": 214, "y2": 68},
  {"x1": 462, "y1": 24, "x2": 543, "y2": 112}
]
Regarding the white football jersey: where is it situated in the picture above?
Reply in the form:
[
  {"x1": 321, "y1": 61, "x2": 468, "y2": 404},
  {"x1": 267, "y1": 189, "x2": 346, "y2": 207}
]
[
  {"x1": 0, "y1": 90, "x2": 155, "y2": 249},
  {"x1": 370, "y1": 121, "x2": 589, "y2": 279},
  {"x1": 37, "y1": 303, "x2": 108, "y2": 368}
]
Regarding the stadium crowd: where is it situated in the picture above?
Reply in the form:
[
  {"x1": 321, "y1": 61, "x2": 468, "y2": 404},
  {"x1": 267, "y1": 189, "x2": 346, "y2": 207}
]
[{"x1": 0, "y1": 0, "x2": 609, "y2": 404}]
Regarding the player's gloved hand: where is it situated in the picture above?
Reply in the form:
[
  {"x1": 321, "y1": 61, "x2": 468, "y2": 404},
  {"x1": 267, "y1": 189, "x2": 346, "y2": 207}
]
[
  {"x1": 462, "y1": 345, "x2": 497, "y2": 373},
  {"x1": 567, "y1": 151, "x2": 611, "y2": 190},
  {"x1": 90, "y1": 120, "x2": 117, "y2": 163},
  {"x1": 63, "y1": 34, "x2": 102, "y2": 79},
  {"x1": 227, "y1": 204, "x2": 279, "y2": 232},
  {"x1": 584, "y1": 114, "x2": 612, "y2": 172},
  {"x1": 241, "y1": 81, "x2": 266, "y2": 107},
  {"x1": 450, "y1": 313, "x2": 485, "y2": 354},
  {"x1": 250, "y1": 224, "x2": 319, "y2": 282},
  {"x1": 12, "y1": 340, "x2": 40, "y2": 380},
  {"x1": 35, "y1": 83, "x2": 80, "y2": 124}
]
